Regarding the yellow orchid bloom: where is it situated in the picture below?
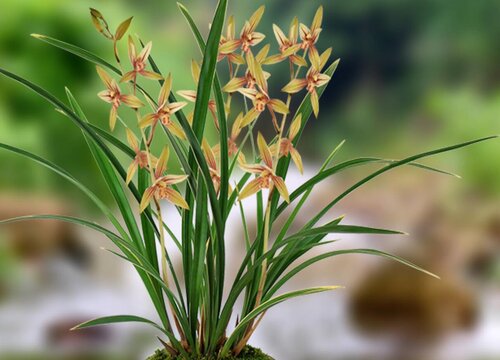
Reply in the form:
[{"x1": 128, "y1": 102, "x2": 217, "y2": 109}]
[
  {"x1": 140, "y1": 147, "x2": 189, "y2": 212},
  {"x1": 96, "y1": 66, "x2": 143, "y2": 131},
  {"x1": 265, "y1": 17, "x2": 306, "y2": 66},
  {"x1": 238, "y1": 133, "x2": 289, "y2": 202},
  {"x1": 125, "y1": 128, "x2": 157, "y2": 184},
  {"x1": 238, "y1": 6, "x2": 266, "y2": 53},
  {"x1": 237, "y1": 87, "x2": 288, "y2": 130},
  {"x1": 121, "y1": 36, "x2": 162, "y2": 84},
  {"x1": 222, "y1": 48, "x2": 271, "y2": 93},
  {"x1": 218, "y1": 15, "x2": 245, "y2": 65},
  {"x1": 269, "y1": 115, "x2": 303, "y2": 174},
  {"x1": 281, "y1": 48, "x2": 332, "y2": 117},
  {"x1": 202, "y1": 139, "x2": 222, "y2": 194},
  {"x1": 299, "y1": 6, "x2": 323, "y2": 56},
  {"x1": 139, "y1": 74, "x2": 188, "y2": 142}
]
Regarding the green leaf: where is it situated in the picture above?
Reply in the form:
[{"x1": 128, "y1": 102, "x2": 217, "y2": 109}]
[
  {"x1": 305, "y1": 135, "x2": 498, "y2": 229},
  {"x1": 0, "y1": 142, "x2": 129, "y2": 241},
  {"x1": 283, "y1": 224, "x2": 405, "y2": 244},
  {"x1": 265, "y1": 248, "x2": 440, "y2": 300},
  {"x1": 31, "y1": 34, "x2": 121, "y2": 74},
  {"x1": 72, "y1": 314, "x2": 164, "y2": 332}
]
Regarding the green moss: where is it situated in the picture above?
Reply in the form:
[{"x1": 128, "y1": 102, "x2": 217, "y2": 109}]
[{"x1": 147, "y1": 345, "x2": 274, "y2": 360}]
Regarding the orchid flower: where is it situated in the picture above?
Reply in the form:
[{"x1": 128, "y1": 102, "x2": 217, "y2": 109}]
[
  {"x1": 96, "y1": 66, "x2": 143, "y2": 131},
  {"x1": 238, "y1": 133, "x2": 289, "y2": 202},
  {"x1": 139, "y1": 74, "x2": 187, "y2": 142},
  {"x1": 237, "y1": 87, "x2": 288, "y2": 130},
  {"x1": 218, "y1": 16, "x2": 245, "y2": 64},
  {"x1": 269, "y1": 115, "x2": 303, "y2": 174},
  {"x1": 140, "y1": 147, "x2": 189, "y2": 212},
  {"x1": 265, "y1": 17, "x2": 307, "y2": 67},
  {"x1": 299, "y1": 6, "x2": 323, "y2": 67},
  {"x1": 125, "y1": 128, "x2": 157, "y2": 184},
  {"x1": 238, "y1": 6, "x2": 266, "y2": 53},
  {"x1": 222, "y1": 47, "x2": 271, "y2": 93},
  {"x1": 281, "y1": 48, "x2": 332, "y2": 117},
  {"x1": 121, "y1": 36, "x2": 162, "y2": 84}
]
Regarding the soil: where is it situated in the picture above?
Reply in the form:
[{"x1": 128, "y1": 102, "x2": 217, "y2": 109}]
[{"x1": 147, "y1": 345, "x2": 274, "y2": 360}]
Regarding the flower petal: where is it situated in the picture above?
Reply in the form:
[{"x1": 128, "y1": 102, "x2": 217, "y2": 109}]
[
  {"x1": 269, "y1": 99, "x2": 289, "y2": 115},
  {"x1": 159, "y1": 174, "x2": 189, "y2": 186},
  {"x1": 162, "y1": 187, "x2": 189, "y2": 210},
  {"x1": 273, "y1": 24, "x2": 288, "y2": 48},
  {"x1": 272, "y1": 175, "x2": 290, "y2": 203},
  {"x1": 168, "y1": 102, "x2": 188, "y2": 114},
  {"x1": 256, "y1": 44, "x2": 270, "y2": 63},
  {"x1": 121, "y1": 94, "x2": 144, "y2": 108},
  {"x1": 140, "y1": 186, "x2": 156, "y2": 213},
  {"x1": 239, "y1": 163, "x2": 267, "y2": 174},
  {"x1": 96, "y1": 66, "x2": 114, "y2": 90},
  {"x1": 290, "y1": 147, "x2": 303, "y2": 174},
  {"x1": 202, "y1": 139, "x2": 218, "y2": 170},
  {"x1": 299, "y1": 24, "x2": 310, "y2": 42},
  {"x1": 222, "y1": 77, "x2": 247, "y2": 93},
  {"x1": 309, "y1": 46, "x2": 321, "y2": 71},
  {"x1": 239, "y1": 178, "x2": 264, "y2": 200},
  {"x1": 177, "y1": 90, "x2": 197, "y2": 102},
  {"x1": 98, "y1": 90, "x2": 113, "y2": 103},
  {"x1": 257, "y1": 132, "x2": 273, "y2": 168},
  {"x1": 120, "y1": 71, "x2": 136, "y2": 83},
  {"x1": 219, "y1": 39, "x2": 241, "y2": 54},
  {"x1": 316, "y1": 73, "x2": 331, "y2": 87},
  {"x1": 109, "y1": 106, "x2": 118, "y2": 131},
  {"x1": 290, "y1": 55, "x2": 308, "y2": 67},
  {"x1": 232, "y1": 112, "x2": 244, "y2": 138},
  {"x1": 320, "y1": 47, "x2": 332, "y2": 70},
  {"x1": 241, "y1": 108, "x2": 259, "y2": 127},
  {"x1": 127, "y1": 35, "x2": 136, "y2": 64},
  {"x1": 289, "y1": 114, "x2": 302, "y2": 141},
  {"x1": 126, "y1": 161, "x2": 138, "y2": 184},
  {"x1": 166, "y1": 120, "x2": 187, "y2": 140},
  {"x1": 246, "y1": 51, "x2": 267, "y2": 91},
  {"x1": 310, "y1": 89, "x2": 319, "y2": 118},
  {"x1": 155, "y1": 146, "x2": 170, "y2": 178},
  {"x1": 139, "y1": 113, "x2": 156, "y2": 128},
  {"x1": 247, "y1": 5, "x2": 265, "y2": 33},
  {"x1": 158, "y1": 73, "x2": 172, "y2": 106},
  {"x1": 282, "y1": 79, "x2": 307, "y2": 94},
  {"x1": 191, "y1": 60, "x2": 200, "y2": 84},
  {"x1": 237, "y1": 87, "x2": 258, "y2": 100},
  {"x1": 138, "y1": 41, "x2": 153, "y2": 64},
  {"x1": 311, "y1": 6, "x2": 323, "y2": 32},
  {"x1": 126, "y1": 128, "x2": 139, "y2": 152},
  {"x1": 140, "y1": 70, "x2": 163, "y2": 80}
]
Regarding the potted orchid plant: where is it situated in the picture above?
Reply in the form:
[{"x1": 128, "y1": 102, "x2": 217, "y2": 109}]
[{"x1": 0, "y1": 1, "x2": 495, "y2": 359}]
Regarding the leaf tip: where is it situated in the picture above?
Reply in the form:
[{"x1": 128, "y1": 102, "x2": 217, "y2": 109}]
[{"x1": 30, "y1": 33, "x2": 44, "y2": 39}]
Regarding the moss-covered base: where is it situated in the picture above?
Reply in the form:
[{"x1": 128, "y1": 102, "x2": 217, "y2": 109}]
[{"x1": 147, "y1": 345, "x2": 274, "y2": 360}]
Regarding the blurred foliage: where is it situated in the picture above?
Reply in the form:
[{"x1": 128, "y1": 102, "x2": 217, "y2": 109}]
[{"x1": 0, "y1": 0, "x2": 498, "y2": 207}]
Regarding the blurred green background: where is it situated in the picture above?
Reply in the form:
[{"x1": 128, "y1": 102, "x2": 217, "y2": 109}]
[{"x1": 0, "y1": 0, "x2": 499, "y2": 359}]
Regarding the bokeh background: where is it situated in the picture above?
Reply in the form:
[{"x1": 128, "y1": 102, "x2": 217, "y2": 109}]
[{"x1": 0, "y1": 0, "x2": 499, "y2": 359}]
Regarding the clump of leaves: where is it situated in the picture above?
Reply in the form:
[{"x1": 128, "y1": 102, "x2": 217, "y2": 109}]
[{"x1": 0, "y1": 1, "x2": 496, "y2": 359}]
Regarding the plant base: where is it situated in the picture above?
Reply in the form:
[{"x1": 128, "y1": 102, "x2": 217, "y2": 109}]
[{"x1": 147, "y1": 345, "x2": 274, "y2": 360}]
